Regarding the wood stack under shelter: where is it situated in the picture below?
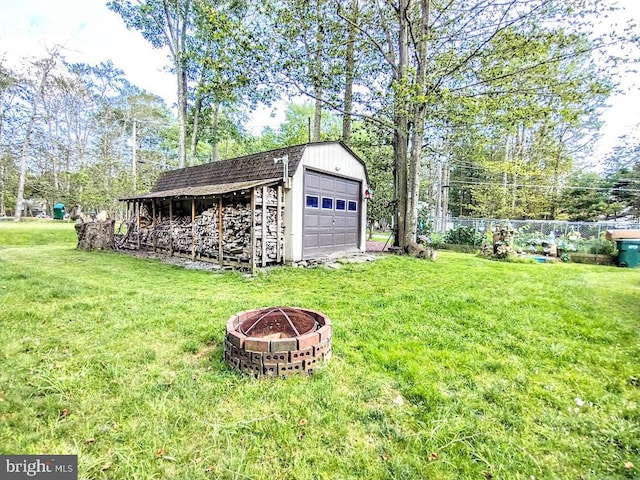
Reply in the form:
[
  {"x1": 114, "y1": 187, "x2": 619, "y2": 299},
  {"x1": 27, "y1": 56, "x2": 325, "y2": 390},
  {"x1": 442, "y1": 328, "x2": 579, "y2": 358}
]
[
  {"x1": 119, "y1": 180, "x2": 285, "y2": 271},
  {"x1": 119, "y1": 142, "x2": 370, "y2": 269}
]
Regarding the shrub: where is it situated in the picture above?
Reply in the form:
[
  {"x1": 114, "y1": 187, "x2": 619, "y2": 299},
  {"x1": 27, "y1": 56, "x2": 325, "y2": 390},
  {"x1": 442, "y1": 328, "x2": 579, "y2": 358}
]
[
  {"x1": 444, "y1": 226, "x2": 484, "y2": 246},
  {"x1": 589, "y1": 239, "x2": 616, "y2": 255}
]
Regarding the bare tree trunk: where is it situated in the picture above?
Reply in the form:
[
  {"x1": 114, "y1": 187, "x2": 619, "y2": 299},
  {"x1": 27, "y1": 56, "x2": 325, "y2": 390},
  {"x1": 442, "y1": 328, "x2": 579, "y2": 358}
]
[
  {"x1": 190, "y1": 71, "x2": 205, "y2": 159},
  {"x1": 393, "y1": 0, "x2": 410, "y2": 246},
  {"x1": 210, "y1": 102, "x2": 220, "y2": 162},
  {"x1": 0, "y1": 165, "x2": 5, "y2": 216},
  {"x1": 342, "y1": 0, "x2": 358, "y2": 143},
  {"x1": 162, "y1": 0, "x2": 191, "y2": 168},
  {"x1": 176, "y1": 58, "x2": 188, "y2": 167},
  {"x1": 396, "y1": 0, "x2": 430, "y2": 249},
  {"x1": 14, "y1": 56, "x2": 55, "y2": 221},
  {"x1": 312, "y1": 0, "x2": 324, "y2": 142}
]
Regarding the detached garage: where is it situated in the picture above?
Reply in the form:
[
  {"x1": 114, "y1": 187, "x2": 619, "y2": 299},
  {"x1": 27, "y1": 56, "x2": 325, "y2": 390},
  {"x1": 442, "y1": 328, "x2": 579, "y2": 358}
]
[{"x1": 119, "y1": 141, "x2": 369, "y2": 269}]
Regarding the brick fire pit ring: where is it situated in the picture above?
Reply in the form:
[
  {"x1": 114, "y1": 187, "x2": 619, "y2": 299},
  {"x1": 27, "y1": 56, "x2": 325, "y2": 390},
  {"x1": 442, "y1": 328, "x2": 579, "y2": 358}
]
[{"x1": 224, "y1": 307, "x2": 332, "y2": 377}]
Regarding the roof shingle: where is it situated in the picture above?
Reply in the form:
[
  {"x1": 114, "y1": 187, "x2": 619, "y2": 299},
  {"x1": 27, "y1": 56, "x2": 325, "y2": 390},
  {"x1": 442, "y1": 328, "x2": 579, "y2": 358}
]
[{"x1": 151, "y1": 144, "x2": 307, "y2": 193}]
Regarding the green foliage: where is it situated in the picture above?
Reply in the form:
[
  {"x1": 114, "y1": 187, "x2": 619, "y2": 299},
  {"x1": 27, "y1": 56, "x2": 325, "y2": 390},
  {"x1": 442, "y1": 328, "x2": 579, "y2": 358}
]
[
  {"x1": 416, "y1": 207, "x2": 433, "y2": 238},
  {"x1": 589, "y1": 239, "x2": 616, "y2": 255},
  {"x1": 444, "y1": 226, "x2": 484, "y2": 246},
  {"x1": 1, "y1": 223, "x2": 639, "y2": 479}
]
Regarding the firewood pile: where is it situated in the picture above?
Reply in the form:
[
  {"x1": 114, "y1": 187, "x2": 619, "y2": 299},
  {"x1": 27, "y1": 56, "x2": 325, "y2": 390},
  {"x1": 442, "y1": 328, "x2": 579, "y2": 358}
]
[
  {"x1": 117, "y1": 187, "x2": 285, "y2": 267},
  {"x1": 254, "y1": 207, "x2": 283, "y2": 261}
]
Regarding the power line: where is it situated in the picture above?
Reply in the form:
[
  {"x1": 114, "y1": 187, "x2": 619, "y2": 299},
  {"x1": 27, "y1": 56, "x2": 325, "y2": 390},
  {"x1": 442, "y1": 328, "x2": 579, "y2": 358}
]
[{"x1": 448, "y1": 180, "x2": 640, "y2": 193}]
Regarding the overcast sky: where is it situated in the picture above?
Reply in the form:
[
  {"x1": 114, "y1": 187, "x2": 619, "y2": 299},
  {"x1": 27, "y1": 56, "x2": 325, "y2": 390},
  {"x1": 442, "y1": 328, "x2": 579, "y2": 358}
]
[{"x1": 1, "y1": 0, "x2": 639, "y2": 166}]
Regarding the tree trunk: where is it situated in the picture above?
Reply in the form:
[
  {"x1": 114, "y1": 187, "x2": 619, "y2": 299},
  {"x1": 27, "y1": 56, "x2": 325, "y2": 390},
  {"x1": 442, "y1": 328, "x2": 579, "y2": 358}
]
[
  {"x1": 14, "y1": 56, "x2": 54, "y2": 221},
  {"x1": 210, "y1": 102, "x2": 221, "y2": 162},
  {"x1": 176, "y1": 57, "x2": 188, "y2": 167},
  {"x1": 312, "y1": 0, "x2": 324, "y2": 142},
  {"x1": 162, "y1": 0, "x2": 191, "y2": 168},
  {"x1": 394, "y1": 0, "x2": 430, "y2": 251},
  {"x1": 190, "y1": 70, "x2": 205, "y2": 159},
  {"x1": 393, "y1": 0, "x2": 410, "y2": 247},
  {"x1": 0, "y1": 165, "x2": 5, "y2": 216},
  {"x1": 342, "y1": 0, "x2": 358, "y2": 143}
]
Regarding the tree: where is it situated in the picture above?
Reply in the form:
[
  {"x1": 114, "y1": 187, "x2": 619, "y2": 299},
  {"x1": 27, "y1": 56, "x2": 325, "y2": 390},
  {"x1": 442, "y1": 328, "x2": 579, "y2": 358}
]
[
  {"x1": 108, "y1": 0, "x2": 193, "y2": 168},
  {"x1": 604, "y1": 133, "x2": 640, "y2": 220},
  {"x1": 14, "y1": 52, "x2": 57, "y2": 221}
]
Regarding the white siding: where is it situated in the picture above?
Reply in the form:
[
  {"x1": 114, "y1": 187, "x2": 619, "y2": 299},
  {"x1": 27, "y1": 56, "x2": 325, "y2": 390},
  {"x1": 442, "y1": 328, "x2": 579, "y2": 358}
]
[{"x1": 284, "y1": 143, "x2": 368, "y2": 262}]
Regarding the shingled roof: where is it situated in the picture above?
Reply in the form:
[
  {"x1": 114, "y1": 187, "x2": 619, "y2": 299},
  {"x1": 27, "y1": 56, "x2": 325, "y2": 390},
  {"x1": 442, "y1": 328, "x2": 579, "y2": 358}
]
[
  {"x1": 121, "y1": 141, "x2": 367, "y2": 201},
  {"x1": 151, "y1": 143, "x2": 307, "y2": 193}
]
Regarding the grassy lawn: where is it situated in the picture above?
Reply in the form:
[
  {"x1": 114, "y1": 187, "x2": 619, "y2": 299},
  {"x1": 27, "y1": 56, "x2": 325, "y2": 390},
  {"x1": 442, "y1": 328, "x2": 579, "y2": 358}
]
[{"x1": 1, "y1": 222, "x2": 639, "y2": 479}]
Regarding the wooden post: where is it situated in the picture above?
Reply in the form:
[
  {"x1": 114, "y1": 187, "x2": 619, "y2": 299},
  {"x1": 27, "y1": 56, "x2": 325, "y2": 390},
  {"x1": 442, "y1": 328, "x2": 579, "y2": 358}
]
[
  {"x1": 261, "y1": 186, "x2": 267, "y2": 267},
  {"x1": 277, "y1": 185, "x2": 283, "y2": 264},
  {"x1": 191, "y1": 197, "x2": 196, "y2": 260},
  {"x1": 152, "y1": 200, "x2": 157, "y2": 252},
  {"x1": 250, "y1": 188, "x2": 256, "y2": 273},
  {"x1": 218, "y1": 196, "x2": 224, "y2": 267},
  {"x1": 169, "y1": 200, "x2": 174, "y2": 256},
  {"x1": 136, "y1": 202, "x2": 141, "y2": 250}
]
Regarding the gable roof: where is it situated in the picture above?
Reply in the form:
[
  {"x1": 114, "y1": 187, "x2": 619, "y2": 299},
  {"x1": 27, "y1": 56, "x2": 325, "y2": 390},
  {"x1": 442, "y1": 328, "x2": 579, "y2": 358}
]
[
  {"x1": 151, "y1": 144, "x2": 307, "y2": 193},
  {"x1": 121, "y1": 141, "x2": 367, "y2": 201}
]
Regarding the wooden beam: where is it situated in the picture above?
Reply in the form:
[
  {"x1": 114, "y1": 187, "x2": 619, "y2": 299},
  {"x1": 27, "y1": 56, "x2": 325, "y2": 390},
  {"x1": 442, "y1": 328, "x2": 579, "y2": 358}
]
[
  {"x1": 277, "y1": 185, "x2": 283, "y2": 264},
  {"x1": 136, "y1": 202, "x2": 141, "y2": 250},
  {"x1": 218, "y1": 196, "x2": 224, "y2": 267},
  {"x1": 191, "y1": 197, "x2": 196, "y2": 260},
  {"x1": 169, "y1": 200, "x2": 173, "y2": 256},
  {"x1": 261, "y1": 186, "x2": 267, "y2": 267},
  {"x1": 250, "y1": 188, "x2": 256, "y2": 273},
  {"x1": 152, "y1": 200, "x2": 157, "y2": 251}
]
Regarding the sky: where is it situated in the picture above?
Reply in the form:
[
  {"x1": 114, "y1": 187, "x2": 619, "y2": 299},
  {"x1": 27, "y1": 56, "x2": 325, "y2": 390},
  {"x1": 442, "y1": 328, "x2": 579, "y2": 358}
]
[{"x1": 0, "y1": 0, "x2": 639, "y2": 167}]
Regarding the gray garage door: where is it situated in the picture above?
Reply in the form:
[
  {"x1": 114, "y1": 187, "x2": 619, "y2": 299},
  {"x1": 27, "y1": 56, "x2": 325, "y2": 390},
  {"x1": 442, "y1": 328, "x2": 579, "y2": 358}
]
[{"x1": 303, "y1": 170, "x2": 361, "y2": 258}]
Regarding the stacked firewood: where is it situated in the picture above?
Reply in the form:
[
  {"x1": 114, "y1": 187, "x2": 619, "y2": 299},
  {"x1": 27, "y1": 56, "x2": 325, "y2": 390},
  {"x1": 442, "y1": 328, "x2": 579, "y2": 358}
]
[
  {"x1": 255, "y1": 187, "x2": 278, "y2": 205},
  {"x1": 254, "y1": 207, "x2": 284, "y2": 261},
  {"x1": 120, "y1": 193, "x2": 284, "y2": 265},
  {"x1": 220, "y1": 203, "x2": 251, "y2": 260}
]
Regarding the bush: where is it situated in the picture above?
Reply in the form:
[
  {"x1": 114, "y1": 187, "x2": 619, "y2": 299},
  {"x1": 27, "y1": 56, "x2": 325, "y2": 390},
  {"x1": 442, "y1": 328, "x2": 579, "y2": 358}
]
[
  {"x1": 444, "y1": 226, "x2": 484, "y2": 246},
  {"x1": 589, "y1": 239, "x2": 616, "y2": 255}
]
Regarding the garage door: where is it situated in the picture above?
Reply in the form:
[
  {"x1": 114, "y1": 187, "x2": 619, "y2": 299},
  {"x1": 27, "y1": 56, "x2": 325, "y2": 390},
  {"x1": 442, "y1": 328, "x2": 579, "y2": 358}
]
[{"x1": 303, "y1": 170, "x2": 361, "y2": 258}]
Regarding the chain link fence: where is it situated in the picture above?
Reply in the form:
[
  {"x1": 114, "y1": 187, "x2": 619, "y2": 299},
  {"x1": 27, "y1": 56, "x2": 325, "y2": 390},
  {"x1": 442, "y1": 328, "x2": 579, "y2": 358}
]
[{"x1": 428, "y1": 217, "x2": 640, "y2": 254}]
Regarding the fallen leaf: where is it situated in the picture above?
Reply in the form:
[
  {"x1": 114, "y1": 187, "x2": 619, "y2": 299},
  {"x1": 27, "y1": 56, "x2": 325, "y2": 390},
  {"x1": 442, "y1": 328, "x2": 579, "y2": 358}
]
[
  {"x1": 205, "y1": 465, "x2": 216, "y2": 473},
  {"x1": 298, "y1": 418, "x2": 307, "y2": 426},
  {"x1": 482, "y1": 471, "x2": 493, "y2": 479},
  {"x1": 155, "y1": 448, "x2": 165, "y2": 458},
  {"x1": 428, "y1": 452, "x2": 439, "y2": 461},
  {"x1": 100, "y1": 462, "x2": 111, "y2": 471},
  {"x1": 60, "y1": 408, "x2": 69, "y2": 418},
  {"x1": 380, "y1": 453, "x2": 389, "y2": 462},
  {"x1": 162, "y1": 456, "x2": 176, "y2": 462},
  {"x1": 624, "y1": 461, "x2": 634, "y2": 469},
  {"x1": 297, "y1": 432, "x2": 305, "y2": 440},
  {"x1": 85, "y1": 438, "x2": 95, "y2": 444},
  {"x1": 193, "y1": 457, "x2": 202, "y2": 464},
  {"x1": 393, "y1": 395, "x2": 405, "y2": 407}
]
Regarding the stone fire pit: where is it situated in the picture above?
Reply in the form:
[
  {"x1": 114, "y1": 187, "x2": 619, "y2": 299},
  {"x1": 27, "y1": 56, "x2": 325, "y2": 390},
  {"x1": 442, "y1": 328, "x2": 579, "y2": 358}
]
[{"x1": 224, "y1": 307, "x2": 332, "y2": 377}]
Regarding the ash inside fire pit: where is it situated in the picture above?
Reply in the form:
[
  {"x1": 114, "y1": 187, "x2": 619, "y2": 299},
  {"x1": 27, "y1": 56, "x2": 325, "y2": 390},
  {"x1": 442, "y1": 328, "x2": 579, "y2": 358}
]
[
  {"x1": 224, "y1": 306, "x2": 332, "y2": 377},
  {"x1": 239, "y1": 307, "x2": 317, "y2": 338}
]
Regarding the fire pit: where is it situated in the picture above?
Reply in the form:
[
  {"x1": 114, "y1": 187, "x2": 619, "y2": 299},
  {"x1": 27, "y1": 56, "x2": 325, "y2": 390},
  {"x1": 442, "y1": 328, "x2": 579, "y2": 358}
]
[{"x1": 224, "y1": 307, "x2": 332, "y2": 377}]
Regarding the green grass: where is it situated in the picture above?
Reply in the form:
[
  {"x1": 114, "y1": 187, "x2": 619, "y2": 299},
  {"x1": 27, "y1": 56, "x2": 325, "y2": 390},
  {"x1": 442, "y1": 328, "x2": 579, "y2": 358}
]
[{"x1": 1, "y1": 222, "x2": 639, "y2": 479}]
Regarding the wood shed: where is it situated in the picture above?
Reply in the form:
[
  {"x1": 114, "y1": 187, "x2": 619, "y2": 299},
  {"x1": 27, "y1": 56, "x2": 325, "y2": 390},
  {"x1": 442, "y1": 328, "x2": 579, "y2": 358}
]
[{"x1": 119, "y1": 141, "x2": 369, "y2": 270}]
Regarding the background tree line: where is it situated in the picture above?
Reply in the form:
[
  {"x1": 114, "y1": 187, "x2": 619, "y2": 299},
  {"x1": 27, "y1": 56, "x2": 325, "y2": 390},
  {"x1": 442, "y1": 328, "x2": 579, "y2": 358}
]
[{"x1": 2, "y1": 0, "x2": 639, "y2": 240}]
